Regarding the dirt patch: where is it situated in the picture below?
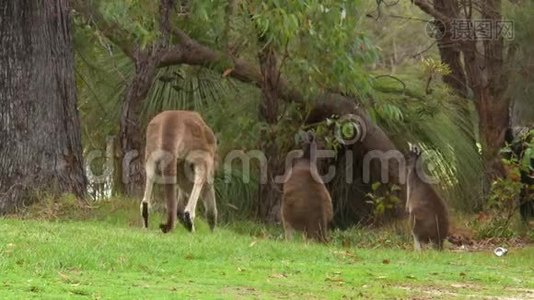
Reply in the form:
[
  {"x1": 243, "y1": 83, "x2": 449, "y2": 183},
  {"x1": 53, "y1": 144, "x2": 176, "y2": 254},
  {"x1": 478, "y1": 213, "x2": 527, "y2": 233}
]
[
  {"x1": 221, "y1": 286, "x2": 261, "y2": 299},
  {"x1": 448, "y1": 237, "x2": 532, "y2": 253},
  {"x1": 398, "y1": 284, "x2": 534, "y2": 299}
]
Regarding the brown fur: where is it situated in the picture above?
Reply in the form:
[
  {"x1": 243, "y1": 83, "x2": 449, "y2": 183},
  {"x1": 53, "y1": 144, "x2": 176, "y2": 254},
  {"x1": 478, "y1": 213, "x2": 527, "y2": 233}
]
[
  {"x1": 141, "y1": 110, "x2": 217, "y2": 233},
  {"x1": 405, "y1": 146, "x2": 449, "y2": 250},
  {"x1": 282, "y1": 148, "x2": 333, "y2": 243}
]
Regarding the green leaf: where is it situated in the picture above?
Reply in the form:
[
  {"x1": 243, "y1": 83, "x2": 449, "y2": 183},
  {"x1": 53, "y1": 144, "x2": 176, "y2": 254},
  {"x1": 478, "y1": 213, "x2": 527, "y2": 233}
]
[{"x1": 371, "y1": 182, "x2": 381, "y2": 192}]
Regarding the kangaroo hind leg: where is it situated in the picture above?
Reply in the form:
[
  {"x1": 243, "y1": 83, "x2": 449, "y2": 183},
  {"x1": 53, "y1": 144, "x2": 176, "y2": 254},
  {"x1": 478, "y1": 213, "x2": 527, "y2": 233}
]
[
  {"x1": 159, "y1": 158, "x2": 178, "y2": 233},
  {"x1": 202, "y1": 183, "x2": 217, "y2": 231},
  {"x1": 141, "y1": 159, "x2": 156, "y2": 229},
  {"x1": 182, "y1": 163, "x2": 207, "y2": 232}
]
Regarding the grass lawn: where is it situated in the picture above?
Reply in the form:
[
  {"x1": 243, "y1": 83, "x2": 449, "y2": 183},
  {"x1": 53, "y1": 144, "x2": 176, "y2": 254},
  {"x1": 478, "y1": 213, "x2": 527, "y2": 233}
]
[{"x1": 0, "y1": 201, "x2": 533, "y2": 299}]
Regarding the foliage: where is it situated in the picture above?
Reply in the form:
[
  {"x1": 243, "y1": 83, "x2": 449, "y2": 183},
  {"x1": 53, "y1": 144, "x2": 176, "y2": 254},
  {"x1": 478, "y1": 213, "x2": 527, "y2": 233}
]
[
  {"x1": 141, "y1": 65, "x2": 239, "y2": 120},
  {"x1": 75, "y1": 14, "x2": 263, "y2": 205},
  {"x1": 360, "y1": 0, "x2": 437, "y2": 69},
  {"x1": 368, "y1": 63, "x2": 485, "y2": 212},
  {"x1": 358, "y1": 1, "x2": 487, "y2": 211},
  {"x1": 478, "y1": 160, "x2": 523, "y2": 239},
  {"x1": 514, "y1": 130, "x2": 534, "y2": 173},
  {"x1": 487, "y1": 178, "x2": 522, "y2": 213},
  {"x1": 248, "y1": 0, "x2": 378, "y2": 98},
  {"x1": 421, "y1": 57, "x2": 451, "y2": 94},
  {"x1": 214, "y1": 168, "x2": 259, "y2": 224},
  {"x1": 74, "y1": 0, "x2": 522, "y2": 222},
  {"x1": 420, "y1": 57, "x2": 451, "y2": 78},
  {"x1": 504, "y1": 1, "x2": 534, "y2": 125},
  {"x1": 365, "y1": 182, "x2": 401, "y2": 224},
  {"x1": 472, "y1": 177, "x2": 522, "y2": 240},
  {"x1": 471, "y1": 132, "x2": 534, "y2": 239}
]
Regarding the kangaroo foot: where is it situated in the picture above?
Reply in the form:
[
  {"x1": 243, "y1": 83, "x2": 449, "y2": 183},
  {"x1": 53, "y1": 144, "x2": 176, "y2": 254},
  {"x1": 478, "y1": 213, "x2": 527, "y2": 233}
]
[
  {"x1": 141, "y1": 202, "x2": 149, "y2": 228},
  {"x1": 159, "y1": 223, "x2": 173, "y2": 233},
  {"x1": 182, "y1": 211, "x2": 194, "y2": 232}
]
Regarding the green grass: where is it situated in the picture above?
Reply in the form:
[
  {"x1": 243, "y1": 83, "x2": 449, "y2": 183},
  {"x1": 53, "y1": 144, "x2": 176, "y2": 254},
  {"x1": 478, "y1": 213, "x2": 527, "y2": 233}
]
[{"x1": 1, "y1": 200, "x2": 533, "y2": 299}]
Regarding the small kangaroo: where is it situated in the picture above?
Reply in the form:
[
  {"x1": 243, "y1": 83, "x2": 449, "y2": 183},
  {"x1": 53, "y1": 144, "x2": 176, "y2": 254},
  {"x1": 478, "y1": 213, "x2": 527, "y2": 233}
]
[
  {"x1": 141, "y1": 110, "x2": 217, "y2": 233},
  {"x1": 405, "y1": 144, "x2": 449, "y2": 250},
  {"x1": 281, "y1": 135, "x2": 334, "y2": 243}
]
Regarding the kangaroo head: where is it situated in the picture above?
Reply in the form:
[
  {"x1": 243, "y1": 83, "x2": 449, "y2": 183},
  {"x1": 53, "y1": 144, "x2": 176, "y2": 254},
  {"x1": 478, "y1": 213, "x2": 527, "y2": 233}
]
[
  {"x1": 302, "y1": 134, "x2": 315, "y2": 160},
  {"x1": 406, "y1": 143, "x2": 422, "y2": 170}
]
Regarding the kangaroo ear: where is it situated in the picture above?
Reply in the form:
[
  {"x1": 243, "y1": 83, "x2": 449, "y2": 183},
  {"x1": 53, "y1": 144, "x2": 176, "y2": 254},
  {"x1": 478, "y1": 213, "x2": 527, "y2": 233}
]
[
  {"x1": 408, "y1": 143, "x2": 421, "y2": 156},
  {"x1": 414, "y1": 145, "x2": 421, "y2": 156}
]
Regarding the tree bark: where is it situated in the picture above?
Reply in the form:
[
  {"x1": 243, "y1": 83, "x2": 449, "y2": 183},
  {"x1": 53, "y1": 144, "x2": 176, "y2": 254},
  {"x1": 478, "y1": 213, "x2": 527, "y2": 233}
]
[
  {"x1": 475, "y1": 87, "x2": 509, "y2": 179},
  {"x1": 0, "y1": 0, "x2": 86, "y2": 213},
  {"x1": 257, "y1": 43, "x2": 283, "y2": 222},
  {"x1": 433, "y1": 0, "x2": 467, "y2": 97},
  {"x1": 117, "y1": 52, "x2": 158, "y2": 196},
  {"x1": 478, "y1": 0, "x2": 509, "y2": 179}
]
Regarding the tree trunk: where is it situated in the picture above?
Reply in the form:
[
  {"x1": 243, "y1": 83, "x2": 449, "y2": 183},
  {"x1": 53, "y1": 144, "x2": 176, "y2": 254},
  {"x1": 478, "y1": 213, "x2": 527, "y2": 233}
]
[
  {"x1": 419, "y1": 0, "x2": 509, "y2": 181},
  {"x1": 477, "y1": 0, "x2": 508, "y2": 180},
  {"x1": 257, "y1": 44, "x2": 282, "y2": 222},
  {"x1": 475, "y1": 87, "x2": 509, "y2": 179},
  {"x1": 0, "y1": 0, "x2": 86, "y2": 213},
  {"x1": 433, "y1": 0, "x2": 467, "y2": 97},
  {"x1": 117, "y1": 53, "x2": 158, "y2": 196}
]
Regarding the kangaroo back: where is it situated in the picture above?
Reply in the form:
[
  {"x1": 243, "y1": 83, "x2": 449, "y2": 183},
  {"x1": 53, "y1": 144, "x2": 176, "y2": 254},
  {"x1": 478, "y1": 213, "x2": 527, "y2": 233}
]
[{"x1": 282, "y1": 141, "x2": 333, "y2": 242}]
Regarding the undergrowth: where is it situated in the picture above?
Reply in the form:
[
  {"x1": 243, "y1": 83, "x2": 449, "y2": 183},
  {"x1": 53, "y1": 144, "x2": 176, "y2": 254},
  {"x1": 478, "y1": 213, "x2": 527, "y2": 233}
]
[{"x1": 11, "y1": 194, "x2": 532, "y2": 250}]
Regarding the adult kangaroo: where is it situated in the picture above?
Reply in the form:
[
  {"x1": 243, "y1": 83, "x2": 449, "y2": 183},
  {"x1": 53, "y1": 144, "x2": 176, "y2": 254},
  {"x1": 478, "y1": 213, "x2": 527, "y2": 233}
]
[
  {"x1": 405, "y1": 144, "x2": 449, "y2": 250},
  {"x1": 281, "y1": 135, "x2": 334, "y2": 243},
  {"x1": 140, "y1": 110, "x2": 217, "y2": 233}
]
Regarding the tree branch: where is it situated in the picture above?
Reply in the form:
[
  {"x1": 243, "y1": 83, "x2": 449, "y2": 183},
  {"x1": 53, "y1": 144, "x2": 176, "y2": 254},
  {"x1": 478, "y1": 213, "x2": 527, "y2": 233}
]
[
  {"x1": 159, "y1": 0, "x2": 175, "y2": 43},
  {"x1": 73, "y1": 1, "x2": 304, "y2": 104},
  {"x1": 72, "y1": 0, "x2": 136, "y2": 59},
  {"x1": 159, "y1": 27, "x2": 304, "y2": 103},
  {"x1": 412, "y1": 0, "x2": 450, "y2": 23}
]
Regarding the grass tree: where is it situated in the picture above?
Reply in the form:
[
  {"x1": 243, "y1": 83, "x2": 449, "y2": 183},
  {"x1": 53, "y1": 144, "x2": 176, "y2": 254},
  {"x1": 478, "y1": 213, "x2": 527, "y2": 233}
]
[
  {"x1": 73, "y1": 0, "x2": 380, "y2": 219},
  {"x1": 73, "y1": 0, "x2": 498, "y2": 224}
]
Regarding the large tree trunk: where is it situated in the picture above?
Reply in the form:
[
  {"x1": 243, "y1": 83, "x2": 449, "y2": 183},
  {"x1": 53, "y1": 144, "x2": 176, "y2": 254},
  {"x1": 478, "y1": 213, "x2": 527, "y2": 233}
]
[
  {"x1": 116, "y1": 53, "x2": 158, "y2": 196},
  {"x1": 0, "y1": 0, "x2": 86, "y2": 213}
]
